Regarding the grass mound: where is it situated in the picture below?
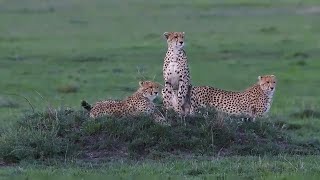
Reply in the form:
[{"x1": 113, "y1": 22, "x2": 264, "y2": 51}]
[{"x1": 0, "y1": 108, "x2": 319, "y2": 163}]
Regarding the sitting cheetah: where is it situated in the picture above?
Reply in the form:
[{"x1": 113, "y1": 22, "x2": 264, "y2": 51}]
[
  {"x1": 162, "y1": 32, "x2": 192, "y2": 117},
  {"x1": 190, "y1": 75, "x2": 277, "y2": 121},
  {"x1": 81, "y1": 81, "x2": 166, "y2": 124}
]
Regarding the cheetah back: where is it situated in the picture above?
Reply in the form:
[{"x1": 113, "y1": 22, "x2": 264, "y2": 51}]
[{"x1": 190, "y1": 74, "x2": 276, "y2": 119}]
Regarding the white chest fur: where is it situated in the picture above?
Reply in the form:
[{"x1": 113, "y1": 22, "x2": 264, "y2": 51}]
[
  {"x1": 165, "y1": 49, "x2": 182, "y2": 90},
  {"x1": 166, "y1": 62, "x2": 179, "y2": 89},
  {"x1": 263, "y1": 92, "x2": 274, "y2": 115}
]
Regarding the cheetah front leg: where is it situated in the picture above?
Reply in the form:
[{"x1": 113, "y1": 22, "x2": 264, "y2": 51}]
[
  {"x1": 162, "y1": 82, "x2": 175, "y2": 119},
  {"x1": 176, "y1": 80, "x2": 189, "y2": 115},
  {"x1": 189, "y1": 96, "x2": 198, "y2": 117},
  {"x1": 176, "y1": 80, "x2": 190, "y2": 125},
  {"x1": 250, "y1": 105, "x2": 257, "y2": 122}
]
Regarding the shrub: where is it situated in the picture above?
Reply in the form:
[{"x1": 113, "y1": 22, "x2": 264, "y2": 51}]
[{"x1": 0, "y1": 108, "x2": 319, "y2": 163}]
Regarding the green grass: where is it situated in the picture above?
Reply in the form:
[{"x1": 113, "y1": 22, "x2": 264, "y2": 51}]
[
  {"x1": 1, "y1": 0, "x2": 320, "y2": 178},
  {"x1": 2, "y1": 156, "x2": 320, "y2": 179},
  {"x1": 2, "y1": 108, "x2": 319, "y2": 163}
]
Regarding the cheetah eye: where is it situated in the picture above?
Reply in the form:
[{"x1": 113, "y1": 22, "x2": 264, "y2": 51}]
[
  {"x1": 174, "y1": 35, "x2": 178, "y2": 38},
  {"x1": 266, "y1": 81, "x2": 270, "y2": 83}
]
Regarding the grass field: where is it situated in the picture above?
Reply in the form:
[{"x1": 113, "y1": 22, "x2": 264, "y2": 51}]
[{"x1": 1, "y1": 0, "x2": 320, "y2": 179}]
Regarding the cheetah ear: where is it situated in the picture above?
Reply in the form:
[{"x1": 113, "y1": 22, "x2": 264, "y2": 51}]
[
  {"x1": 163, "y1": 32, "x2": 170, "y2": 39},
  {"x1": 139, "y1": 81, "x2": 144, "y2": 87},
  {"x1": 258, "y1": 76, "x2": 262, "y2": 80},
  {"x1": 182, "y1": 32, "x2": 185, "y2": 35},
  {"x1": 270, "y1": 74, "x2": 275, "y2": 77}
]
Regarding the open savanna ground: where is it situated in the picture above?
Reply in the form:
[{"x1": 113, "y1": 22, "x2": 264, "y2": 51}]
[{"x1": 1, "y1": 0, "x2": 320, "y2": 179}]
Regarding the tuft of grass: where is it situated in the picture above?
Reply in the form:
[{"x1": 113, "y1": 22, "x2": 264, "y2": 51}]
[
  {"x1": 295, "y1": 60, "x2": 307, "y2": 66},
  {"x1": 0, "y1": 97, "x2": 19, "y2": 108},
  {"x1": 56, "y1": 84, "x2": 80, "y2": 93},
  {"x1": 72, "y1": 56, "x2": 107, "y2": 62},
  {"x1": 284, "y1": 51, "x2": 310, "y2": 60},
  {"x1": 259, "y1": 26, "x2": 278, "y2": 33},
  {"x1": 0, "y1": 108, "x2": 319, "y2": 164},
  {"x1": 291, "y1": 52, "x2": 310, "y2": 59},
  {"x1": 111, "y1": 68, "x2": 124, "y2": 74},
  {"x1": 291, "y1": 109, "x2": 320, "y2": 119}
]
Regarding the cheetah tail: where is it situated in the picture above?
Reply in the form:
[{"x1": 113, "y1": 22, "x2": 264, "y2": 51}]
[{"x1": 81, "y1": 100, "x2": 92, "y2": 111}]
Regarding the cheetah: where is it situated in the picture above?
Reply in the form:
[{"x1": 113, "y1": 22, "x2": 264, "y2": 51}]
[
  {"x1": 81, "y1": 81, "x2": 166, "y2": 123},
  {"x1": 162, "y1": 32, "x2": 192, "y2": 117},
  {"x1": 190, "y1": 75, "x2": 277, "y2": 121}
]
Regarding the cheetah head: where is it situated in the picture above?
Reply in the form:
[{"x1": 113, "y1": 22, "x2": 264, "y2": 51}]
[
  {"x1": 163, "y1": 32, "x2": 185, "y2": 50},
  {"x1": 138, "y1": 81, "x2": 161, "y2": 101},
  {"x1": 258, "y1": 75, "x2": 277, "y2": 95}
]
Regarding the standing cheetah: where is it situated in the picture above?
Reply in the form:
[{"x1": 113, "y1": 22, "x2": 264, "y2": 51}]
[
  {"x1": 162, "y1": 32, "x2": 192, "y2": 117},
  {"x1": 190, "y1": 75, "x2": 277, "y2": 121},
  {"x1": 81, "y1": 81, "x2": 166, "y2": 124}
]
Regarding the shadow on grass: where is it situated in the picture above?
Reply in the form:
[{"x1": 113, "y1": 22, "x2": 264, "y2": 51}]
[{"x1": 0, "y1": 108, "x2": 319, "y2": 164}]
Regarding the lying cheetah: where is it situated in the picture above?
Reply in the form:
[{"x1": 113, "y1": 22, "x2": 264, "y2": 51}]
[
  {"x1": 190, "y1": 75, "x2": 277, "y2": 121},
  {"x1": 162, "y1": 32, "x2": 192, "y2": 117},
  {"x1": 81, "y1": 81, "x2": 165, "y2": 123}
]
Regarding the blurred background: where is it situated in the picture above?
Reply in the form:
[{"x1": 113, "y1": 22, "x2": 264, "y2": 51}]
[{"x1": 0, "y1": 0, "x2": 319, "y2": 125}]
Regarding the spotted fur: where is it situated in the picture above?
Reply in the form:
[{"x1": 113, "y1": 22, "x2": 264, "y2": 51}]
[
  {"x1": 190, "y1": 75, "x2": 277, "y2": 120},
  {"x1": 81, "y1": 81, "x2": 165, "y2": 123},
  {"x1": 162, "y1": 32, "x2": 191, "y2": 117}
]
